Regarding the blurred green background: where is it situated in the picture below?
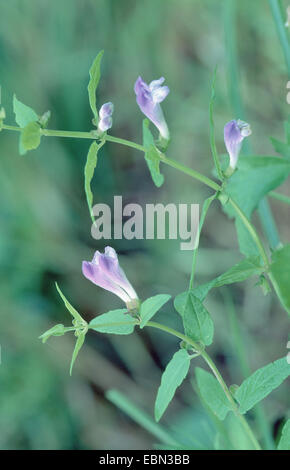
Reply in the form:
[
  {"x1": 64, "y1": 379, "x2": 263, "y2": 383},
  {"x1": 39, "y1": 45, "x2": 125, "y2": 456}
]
[{"x1": 0, "y1": 0, "x2": 289, "y2": 450}]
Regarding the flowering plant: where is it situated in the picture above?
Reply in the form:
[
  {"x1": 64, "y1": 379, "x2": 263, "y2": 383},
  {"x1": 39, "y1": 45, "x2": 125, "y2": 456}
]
[{"x1": 1, "y1": 33, "x2": 290, "y2": 450}]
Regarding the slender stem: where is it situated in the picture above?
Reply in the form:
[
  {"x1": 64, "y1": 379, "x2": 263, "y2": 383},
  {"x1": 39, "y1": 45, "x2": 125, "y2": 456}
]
[
  {"x1": 269, "y1": 190, "x2": 290, "y2": 205},
  {"x1": 1, "y1": 122, "x2": 268, "y2": 263},
  {"x1": 2, "y1": 123, "x2": 222, "y2": 192},
  {"x1": 41, "y1": 129, "x2": 94, "y2": 139},
  {"x1": 146, "y1": 320, "x2": 261, "y2": 450},
  {"x1": 2, "y1": 124, "x2": 21, "y2": 132},
  {"x1": 228, "y1": 197, "x2": 269, "y2": 267},
  {"x1": 159, "y1": 154, "x2": 221, "y2": 191},
  {"x1": 105, "y1": 134, "x2": 145, "y2": 152},
  {"x1": 189, "y1": 194, "x2": 217, "y2": 290}
]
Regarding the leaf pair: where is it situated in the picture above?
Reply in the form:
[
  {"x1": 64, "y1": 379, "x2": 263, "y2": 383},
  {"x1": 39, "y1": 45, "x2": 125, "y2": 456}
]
[
  {"x1": 40, "y1": 283, "x2": 88, "y2": 375},
  {"x1": 89, "y1": 293, "x2": 171, "y2": 334}
]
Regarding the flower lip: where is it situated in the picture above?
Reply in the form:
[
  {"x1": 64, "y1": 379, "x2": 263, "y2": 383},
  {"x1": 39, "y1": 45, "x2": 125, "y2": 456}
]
[
  {"x1": 134, "y1": 76, "x2": 170, "y2": 139},
  {"x1": 82, "y1": 246, "x2": 138, "y2": 304}
]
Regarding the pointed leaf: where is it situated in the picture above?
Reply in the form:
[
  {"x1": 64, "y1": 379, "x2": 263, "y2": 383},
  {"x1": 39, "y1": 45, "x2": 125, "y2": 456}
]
[
  {"x1": 88, "y1": 50, "x2": 104, "y2": 122},
  {"x1": 235, "y1": 357, "x2": 290, "y2": 414},
  {"x1": 70, "y1": 332, "x2": 86, "y2": 375},
  {"x1": 270, "y1": 137, "x2": 290, "y2": 158},
  {"x1": 84, "y1": 140, "x2": 105, "y2": 222},
  {"x1": 89, "y1": 309, "x2": 136, "y2": 335},
  {"x1": 195, "y1": 367, "x2": 231, "y2": 420},
  {"x1": 155, "y1": 349, "x2": 190, "y2": 421},
  {"x1": 277, "y1": 420, "x2": 290, "y2": 450},
  {"x1": 175, "y1": 292, "x2": 214, "y2": 346},
  {"x1": 13, "y1": 94, "x2": 38, "y2": 128},
  {"x1": 270, "y1": 244, "x2": 290, "y2": 314},
  {"x1": 55, "y1": 282, "x2": 84, "y2": 323},
  {"x1": 140, "y1": 294, "x2": 171, "y2": 328},
  {"x1": 21, "y1": 121, "x2": 41, "y2": 151},
  {"x1": 223, "y1": 156, "x2": 290, "y2": 256},
  {"x1": 214, "y1": 256, "x2": 264, "y2": 286},
  {"x1": 184, "y1": 293, "x2": 214, "y2": 346},
  {"x1": 39, "y1": 324, "x2": 66, "y2": 343},
  {"x1": 13, "y1": 94, "x2": 39, "y2": 155},
  {"x1": 142, "y1": 119, "x2": 164, "y2": 187}
]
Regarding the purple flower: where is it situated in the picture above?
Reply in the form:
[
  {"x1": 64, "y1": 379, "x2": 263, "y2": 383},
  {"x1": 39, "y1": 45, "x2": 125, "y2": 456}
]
[
  {"x1": 224, "y1": 119, "x2": 252, "y2": 169},
  {"x1": 134, "y1": 76, "x2": 170, "y2": 139},
  {"x1": 98, "y1": 102, "x2": 114, "y2": 132},
  {"x1": 82, "y1": 246, "x2": 138, "y2": 305}
]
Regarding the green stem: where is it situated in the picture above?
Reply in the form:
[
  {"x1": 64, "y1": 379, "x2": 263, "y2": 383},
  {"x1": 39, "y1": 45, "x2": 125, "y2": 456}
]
[
  {"x1": 228, "y1": 197, "x2": 269, "y2": 267},
  {"x1": 269, "y1": 190, "x2": 290, "y2": 205},
  {"x1": 2, "y1": 123, "x2": 221, "y2": 192},
  {"x1": 146, "y1": 320, "x2": 261, "y2": 450},
  {"x1": 2, "y1": 121, "x2": 269, "y2": 265}
]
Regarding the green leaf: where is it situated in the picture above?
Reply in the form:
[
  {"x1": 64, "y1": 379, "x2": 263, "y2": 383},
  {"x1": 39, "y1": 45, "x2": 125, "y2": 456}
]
[
  {"x1": 13, "y1": 94, "x2": 38, "y2": 128},
  {"x1": 176, "y1": 255, "x2": 264, "y2": 318},
  {"x1": 55, "y1": 282, "x2": 84, "y2": 323},
  {"x1": 209, "y1": 67, "x2": 223, "y2": 180},
  {"x1": 70, "y1": 332, "x2": 86, "y2": 375},
  {"x1": 189, "y1": 194, "x2": 217, "y2": 289},
  {"x1": 39, "y1": 324, "x2": 66, "y2": 343},
  {"x1": 214, "y1": 256, "x2": 264, "y2": 286},
  {"x1": 270, "y1": 137, "x2": 290, "y2": 158},
  {"x1": 174, "y1": 292, "x2": 214, "y2": 345},
  {"x1": 195, "y1": 367, "x2": 231, "y2": 420},
  {"x1": 84, "y1": 140, "x2": 105, "y2": 222},
  {"x1": 89, "y1": 309, "x2": 136, "y2": 335},
  {"x1": 13, "y1": 94, "x2": 39, "y2": 155},
  {"x1": 88, "y1": 50, "x2": 104, "y2": 122},
  {"x1": 142, "y1": 119, "x2": 164, "y2": 187},
  {"x1": 155, "y1": 349, "x2": 190, "y2": 421},
  {"x1": 106, "y1": 389, "x2": 179, "y2": 446},
  {"x1": 270, "y1": 244, "x2": 290, "y2": 314},
  {"x1": 183, "y1": 293, "x2": 214, "y2": 346},
  {"x1": 21, "y1": 121, "x2": 41, "y2": 151},
  {"x1": 140, "y1": 294, "x2": 171, "y2": 328},
  {"x1": 277, "y1": 420, "x2": 290, "y2": 450},
  {"x1": 235, "y1": 357, "x2": 290, "y2": 414},
  {"x1": 223, "y1": 156, "x2": 290, "y2": 256}
]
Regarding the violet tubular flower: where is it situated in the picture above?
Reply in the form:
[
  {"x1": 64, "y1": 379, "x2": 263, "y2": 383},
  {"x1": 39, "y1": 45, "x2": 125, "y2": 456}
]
[
  {"x1": 134, "y1": 76, "x2": 170, "y2": 140},
  {"x1": 98, "y1": 102, "x2": 114, "y2": 133},
  {"x1": 82, "y1": 246, "x2": 139, "y2": 310},
  {"x1": 224, "y1": 119, "x2": 251, "y2": 170}
]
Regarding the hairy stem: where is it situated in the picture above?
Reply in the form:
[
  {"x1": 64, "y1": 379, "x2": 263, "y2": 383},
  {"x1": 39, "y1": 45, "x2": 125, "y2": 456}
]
[{"x1": 145, "y1": 320, "x2": 261, "y2": 450}]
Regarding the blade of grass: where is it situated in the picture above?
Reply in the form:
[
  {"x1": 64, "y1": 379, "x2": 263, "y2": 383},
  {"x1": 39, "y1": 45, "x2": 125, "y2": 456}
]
[
  {"x1": 209, "y1": 68, "x2": 223, "y2": 181},
  {"x1": 106, "y1": 389, "x2": 180, "y2": 447},
  {"x1": 268, "y1": 0, "x2": 290, "y2": 77}
]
